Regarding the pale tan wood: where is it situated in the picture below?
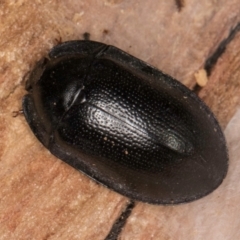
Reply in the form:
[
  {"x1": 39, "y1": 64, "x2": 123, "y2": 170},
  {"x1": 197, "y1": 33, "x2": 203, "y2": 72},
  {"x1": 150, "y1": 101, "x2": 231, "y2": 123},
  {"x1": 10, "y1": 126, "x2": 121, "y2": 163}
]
[
  {"x1": 199, "y1": 31, "x2": 240, "y2": 128},
  {"x1": 0, "y1": 1, "x2": 240, "y2": 239}
]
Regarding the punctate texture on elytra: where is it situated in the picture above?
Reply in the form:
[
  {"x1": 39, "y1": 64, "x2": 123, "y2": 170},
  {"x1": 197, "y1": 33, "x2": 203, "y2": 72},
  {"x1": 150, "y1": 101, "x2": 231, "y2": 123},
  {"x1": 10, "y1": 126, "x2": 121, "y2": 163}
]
[{"x1": 23, "y1": 40, "x2": 228, "y2": 204}]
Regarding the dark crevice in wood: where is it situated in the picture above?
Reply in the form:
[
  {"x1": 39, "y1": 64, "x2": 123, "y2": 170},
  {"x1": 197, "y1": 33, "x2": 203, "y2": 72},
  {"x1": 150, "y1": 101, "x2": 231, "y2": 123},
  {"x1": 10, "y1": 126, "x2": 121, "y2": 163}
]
[
  {"x1": 105, "y1": 200, "x2": 135, "y2": 240},
  {"x1": 205, "y1": 22, "x2": 240, "y2": 76}
]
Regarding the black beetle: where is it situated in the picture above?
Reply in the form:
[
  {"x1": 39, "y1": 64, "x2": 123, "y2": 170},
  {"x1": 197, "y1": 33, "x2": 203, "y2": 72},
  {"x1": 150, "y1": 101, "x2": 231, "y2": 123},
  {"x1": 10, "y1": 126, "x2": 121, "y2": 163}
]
[{"x1": 23, "y1": 40, "x2": 228, "y2": 204}]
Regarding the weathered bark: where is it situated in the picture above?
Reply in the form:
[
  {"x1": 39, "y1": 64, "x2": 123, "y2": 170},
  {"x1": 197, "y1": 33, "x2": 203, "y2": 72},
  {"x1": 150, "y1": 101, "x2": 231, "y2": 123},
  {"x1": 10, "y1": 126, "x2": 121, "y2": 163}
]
[{"x1": 0, "y1": 1, "x2": 240, "y2": 239}]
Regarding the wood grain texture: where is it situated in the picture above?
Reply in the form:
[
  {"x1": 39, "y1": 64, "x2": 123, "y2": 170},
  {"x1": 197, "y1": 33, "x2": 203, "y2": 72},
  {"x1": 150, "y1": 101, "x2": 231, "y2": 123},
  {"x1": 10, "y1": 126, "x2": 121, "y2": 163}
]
[
  {"x1": 199, "y1": 29, "x2": 240, "y2": 128},
  {"x1": 0, "y1": 0, "x2": 240, "y2": 239}
]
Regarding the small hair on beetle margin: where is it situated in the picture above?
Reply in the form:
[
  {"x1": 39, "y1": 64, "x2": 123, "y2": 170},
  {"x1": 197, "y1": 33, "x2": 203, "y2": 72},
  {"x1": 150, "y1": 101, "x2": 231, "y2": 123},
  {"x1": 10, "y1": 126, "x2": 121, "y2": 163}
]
[
  {"x1": 103, "y1": 29, "x2": 109, "y2": 35},
  {"x1": 54, "y1": 36, "x2": 62, "y2": 45},
  {"x1": 83, "y1": 32, "x2": 91, "y2": 41},
  {"x1": 175, "y1": 0, "x2": 185, "y2": 11},
  {"x1": 12, "y1": 110, "x2": 23, "y2": 118}
]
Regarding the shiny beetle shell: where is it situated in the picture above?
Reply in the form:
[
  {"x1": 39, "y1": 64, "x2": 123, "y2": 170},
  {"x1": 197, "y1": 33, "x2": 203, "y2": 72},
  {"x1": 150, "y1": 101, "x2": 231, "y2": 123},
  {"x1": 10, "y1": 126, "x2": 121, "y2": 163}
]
[{"x1": 23, "y1": 40, "x2": 228, "y2": 204}]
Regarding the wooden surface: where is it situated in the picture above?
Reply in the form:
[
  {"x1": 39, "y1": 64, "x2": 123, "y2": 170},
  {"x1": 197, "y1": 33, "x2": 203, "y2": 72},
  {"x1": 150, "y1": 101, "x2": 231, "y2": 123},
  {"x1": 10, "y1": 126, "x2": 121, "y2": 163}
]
[{"x1": 1, "y1": 1, "x2": 240, "y2": 239}]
